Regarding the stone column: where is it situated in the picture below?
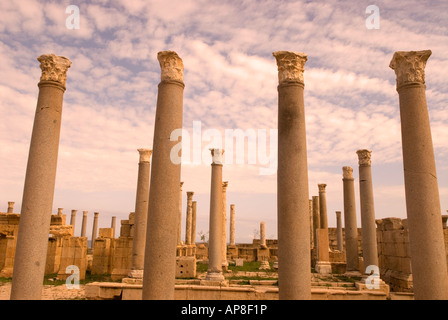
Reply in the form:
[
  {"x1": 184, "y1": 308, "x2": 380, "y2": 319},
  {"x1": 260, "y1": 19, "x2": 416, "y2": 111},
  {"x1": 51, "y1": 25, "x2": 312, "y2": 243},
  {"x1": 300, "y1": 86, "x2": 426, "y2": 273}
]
[
  {"x1": 312, "y1": 196, "x2": 320, "y2": 249},
  {"x1": 142, "y1": 51, "x2": 184, "y2": 300},
  {"x1": 356, "y1": 149, "x2": 379, "y2": 272},
  {"x1": 221, "y1": 181, "x2": 228, "y2": 268},
  {"x1": 229, "y1": 204, "x2": 236, "y2": 246},
  {"x1": 260, "y1": 221, "x2": 267, "y2": 248},
  {"x1": 177, "y1": 182, "x2": 183, "y2": 246},
  {"x1": 111, "y1": 216, "x2": 116, "y2": 238},
  {"x1": 274, "y1": 51, "x2": 311, "y2": 300},
  {"x1": 342, "y1": 166, "x2": 359, "y2": 272},
  {"x1": 309, "y1": 199, "x2": 314, "y2": 249},
  {"x1": 390, "y1": 50, "x2": 448, "y2": 300},
  {"x1": 336, "y1": 211, "x2": 343, "y2": 252},
  {"x1": 7, "y1": 202, "x2": 14, "y2": 213},
  {"x1": 129, "y1": 148, "x2": 152, "y2": 278},
  {"x1": 191, "y1": 201, "x2": 197, "y2": 245},
  {"x1": 70, "y1": 210, "x2": 77, "y2": 229},
  {"x1": 57, "y1": 208, "x2": 63, "y2": 216},
  {"x1": 91, "y1": 212, "x2": 99, "y2": 249},
  {"x1": 185, "y1": 192, "x2": 194, "y2": 246},
  {"x1": 318, "y1": 184, "x2": 328, "y2": 230},
  {"x1": 10, "y1": 54, "x2": 71, "y2": 300},
  {"x1": 204, "y1": 148, "x2": 225, "y2": 283},
  {"x1": 81, "y1": 211, "x2": 88, "y2": 237}
]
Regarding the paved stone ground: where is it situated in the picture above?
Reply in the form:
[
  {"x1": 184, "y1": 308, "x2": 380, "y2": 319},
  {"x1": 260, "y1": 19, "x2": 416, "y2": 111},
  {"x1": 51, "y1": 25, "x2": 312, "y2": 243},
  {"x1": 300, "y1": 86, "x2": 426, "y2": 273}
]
[{"x1": 0, "y1": 282, "x2": 86, "y2": 300}]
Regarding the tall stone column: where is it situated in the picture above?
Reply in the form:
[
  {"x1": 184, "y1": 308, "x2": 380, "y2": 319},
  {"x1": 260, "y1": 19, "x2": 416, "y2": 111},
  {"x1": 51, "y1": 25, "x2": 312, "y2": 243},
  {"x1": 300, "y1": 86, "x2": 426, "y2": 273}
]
[
  {"x1": 204, "y1": 148, "x2": 225, "y2": 283},
  {"x1": 260, "y1": 221, "x2": 267, "y2": 248},
  {"x1": 318, "y1": 184, "x2": 328, "y2": 230},
  {"x1": 221, "y1": 181, "x2": 228, "y2": 268},
  {"x1": 342, "y1": 166, "x2": 359, "y2": 272},
  {"x1": 111, "y1": 216, "x2": 116, "y2": 238},
  {"x1": 309, "y1": 199, "x2": 314, "y2": 249},
  {"x1": 191, "y1": 201, "x2": 197, "y2": 245},
  {"x1": 229, "y1": 204, "x2": 236, "y2": 246},
  {"x1": 7, "y1": 202, "x2": 14, "y2": 213},
  {"x1": 129, "y1": 148, "x2": 152, "y2": 278},
  {"x1": 177, "y1": 182, "x2": 183, "y2": 245},
  {"x1": 390, "y1": 50, "x2": 448, "y2": 299},
  {"x1": 185, "y1": 191, "x2": 194, "y2": 245},
  {"x1": 312, "y1": 196, "x2": 320, "y2": 249},
  {"x1": 356, "y1": 149, "x2": 379, "y2": 273},
  {"x1": 91, "y1": 212, "x2": 99, "y2": 249},
  {"x1": 10, "y1": 54, "x2": 71, "y2": 300},
  {"x1": 81, "y1": 211, "x2": 88, "y2": 237},
  {"x1": 274, "y1": 51, "x2": 311, "y2": 300},
  {"x1": 142, "y1": 51, "x2": 184, "y2": 300},
  {"x1": 335, "y1": 211, "x2": 343, "y2": 252},
  {"x1": 70, "y1": 210, "x2": 77, "y2": 229}
]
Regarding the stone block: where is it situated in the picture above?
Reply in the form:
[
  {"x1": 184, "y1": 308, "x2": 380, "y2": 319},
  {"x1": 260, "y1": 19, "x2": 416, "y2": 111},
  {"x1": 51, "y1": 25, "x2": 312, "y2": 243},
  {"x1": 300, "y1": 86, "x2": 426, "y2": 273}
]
[
  {"x1": 381, "y1": 218, "x2": 403, "y2": 231},
  {"x1": 176, "y1": 256, "x2": 197, "y2": 278},
  {"x1": 99, "y1": 228, "x2": 114, "y2": 238}
]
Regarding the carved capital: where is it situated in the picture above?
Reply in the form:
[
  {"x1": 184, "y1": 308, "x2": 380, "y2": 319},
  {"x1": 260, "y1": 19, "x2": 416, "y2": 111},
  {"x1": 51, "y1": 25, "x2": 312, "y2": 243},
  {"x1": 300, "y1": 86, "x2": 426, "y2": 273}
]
[
  {"x1": 357, "y1": 149, "x2": 372, "y2": 166},
  {"x1": 138, "y1": 148, "x2": 152, "y2": 163},
  {"x1": 180, "y1": 181, "x2": 184, "y2": 189},
  {"x1": 273, "y1": 51, "x2": 307, "y2": 84},
  {"x1": 157, "y1": 51, "x2": 184, "y2": 82},
  {"x1": 210, "y1": 148, "x2": 224, "y2": 165},
  {"x1": 222, "y1": 181, "x2": 229, "y2": 190},
  {"x1": 187, "y1": 191, "x2": 194, "y2": 199},
  {"x1": 37, "y1": 54, "x2": 71, "y2": 87},
  {"x1": 389, "y1": 50, "x2": 431, "y2": 88},
  {"x1": 318, "y1": 183, "x2": 327, "y2": 193},
  {"x1": 342, "y1": 166, "x2": 354, "y2": 179}
]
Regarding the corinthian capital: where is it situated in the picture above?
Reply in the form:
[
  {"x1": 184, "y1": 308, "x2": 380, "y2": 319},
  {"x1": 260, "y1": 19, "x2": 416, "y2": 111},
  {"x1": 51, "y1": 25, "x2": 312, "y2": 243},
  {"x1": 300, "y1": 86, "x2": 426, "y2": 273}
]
[
  {"x1": 210, "y1": 148, "x2": 224, "y2": 165},
  {"x1": 389, "y1": 50, "x2": 432, "y2": 88},
  {"x1": 157, "y1": 51, "x2": 184, "y2": 82},
  {"x1": 318, "y1": 184, "x2": 327, "y2": 193},
  {"x1": 37, "y1": 54, "x2": 72, "y2": 87},
  {"x1": 273, "y1": 51, "x2": 307, "y2": 84},
  {"x1": 138, "y1": 148, "x2": 152, "y2": 163},
  {"x1": 342, "y1": 166, "x2": 354, "y2": 179},
  {"x1": 357, "y1": 149, "x2": 372, "y2": 166}
]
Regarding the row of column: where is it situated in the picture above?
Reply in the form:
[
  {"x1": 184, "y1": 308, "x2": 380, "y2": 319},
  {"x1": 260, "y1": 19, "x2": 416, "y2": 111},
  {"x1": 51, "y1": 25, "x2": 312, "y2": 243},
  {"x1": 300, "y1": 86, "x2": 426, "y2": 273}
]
[{"x1": 9, "y1": 49, "x2": 448, "y2": 300}]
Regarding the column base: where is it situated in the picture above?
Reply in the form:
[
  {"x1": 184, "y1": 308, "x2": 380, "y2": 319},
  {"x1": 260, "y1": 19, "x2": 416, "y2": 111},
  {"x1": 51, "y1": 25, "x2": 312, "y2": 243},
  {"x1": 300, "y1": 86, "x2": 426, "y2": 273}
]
[
  {"x1": 259, "y1": 260, "x2": 271, "y2": 270},
  {"x1": 315, "y1": 261, "x2": 332, "y2": 274},
  {"x1": 201, "y1": 271, "x2": 228, "y2": 286}
]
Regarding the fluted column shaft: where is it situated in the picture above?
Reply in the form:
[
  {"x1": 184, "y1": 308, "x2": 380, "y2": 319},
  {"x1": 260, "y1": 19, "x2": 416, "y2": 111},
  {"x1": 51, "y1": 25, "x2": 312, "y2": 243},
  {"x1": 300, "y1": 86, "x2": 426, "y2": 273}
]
[
  {"x1": 390, "y1": 50, "x2": 448, "y2": 299},
  {"x1": 130, "y1": 149, "x2": 151, "y2": 274},
  {"x1": 142, "y1": 51, "x2": 184, "y2": 300},
  {"x1": 11, "y1": 54, "x2": 71, "y2": 300},
  {"x1": 342, "y1": 166, "x2": 359, "y2": 272},
  {"x1": 274, "y1": 51, "x2": 311, "y2": 300}
]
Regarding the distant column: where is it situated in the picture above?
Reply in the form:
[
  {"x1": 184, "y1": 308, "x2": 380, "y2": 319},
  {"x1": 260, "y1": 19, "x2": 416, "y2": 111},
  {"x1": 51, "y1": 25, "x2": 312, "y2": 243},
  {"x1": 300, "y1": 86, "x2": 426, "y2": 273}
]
[
  {"x1": 274, "y1": 50, "x2": 311, "y2": 300},
  {"x1": 221, "y1": 181, "x2": 228, "y2": 268},
  {"x1": 129, "y1": 148, "x2": 152, "y2": 278},
  {"x1": 7, "y1": 202, "x2": 14, "y2": 213},
  {"x1": 229, "y1": 204, "x2": 236, "y2": 246},
  {"x1": 142, "y1": 51, "x2": 184, "y2": 300},
  {"x1": 318, "y1": 184, "x2": 328, "y2": 230},
  {"x1": 91, "y1": 212, "x2": 99, "y2": 249},
  {"x1": 81, "y1": 211, "x2": 88, "y2": 237},
  {"x1": 70, "y1": 210, "x2": 77, "y2": 229},
  {"x1": 260, "y1": 221, "x2": 267, "y2": 248},
  {"x1": 178, "y1": 182, "x2": 183, "y2": 245},
  {"x1": 191, "y1": 201, "x2": 197, "y2": 245},
  {"x1": 356, "y1": 149, "x2": 378, "y2": 272},
  {"x1": 57, "y1": 208, "x2": 63, "y2": 216},
  {"x1": 11, "y1": 54, "x2": 71, "y2": 300},
  {"x1": 205, "y1": 148, "x2": 225, "y2": 282},
  {"x1": 390, "y1": 50, "x2": 448, "y2": 299},
  {"x1": 185, "y1": 191, "x2": 194, "y2": 245},
  {"x1": 312, "y1": 196, "x2": 320, "y2": 249},
  {"x1": 336, "y1": 211, "x2": 343, "y2": 252},
  {"x1": 111, "y1": 216, "x2": 116, "y2": 238},
  {"x1": 342, "y1": 166, "x2": 359, "y2": 272}
]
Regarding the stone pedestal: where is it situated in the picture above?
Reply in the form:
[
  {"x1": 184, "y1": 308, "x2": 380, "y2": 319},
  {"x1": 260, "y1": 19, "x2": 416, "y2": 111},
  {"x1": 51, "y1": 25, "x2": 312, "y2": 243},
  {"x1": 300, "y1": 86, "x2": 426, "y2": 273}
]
[
  {"x1": 274, "y1": 50, "x2": 311, "y2": 300},
  {"x1": 390, "y1": 50, "x2": 448, "y2": 299},
  {"x1": 11, "y1": 54, "x2": 71, "y2": 300},
  {"x1": 356, "y1": 149, "x2": 379, "y2": 272},
  {"x1": 315, "y1": 229, "x2": 332, "y2": 274},
  {"x1": 129, "y1": 149, "x2": 151, "y2": 279},
  {"x1": 205, "y1": 149, "x2": 225, "y2": 283},
  {"x1": 142, "y1": 51, "x2": 184, "y2": 300},
  {"x1": 342, "y1": 166, "x2": 359, "y2": 272}
]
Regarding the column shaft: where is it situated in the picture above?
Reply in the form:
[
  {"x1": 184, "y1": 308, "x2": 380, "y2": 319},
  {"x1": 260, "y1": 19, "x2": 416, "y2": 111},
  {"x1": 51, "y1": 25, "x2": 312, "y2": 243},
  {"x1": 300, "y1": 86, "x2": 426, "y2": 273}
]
[
  {"x1": 336, "y1": 211, "x2": 343, "y2": 252},
  {"x1": 229, "y1": 204, "x2": 236, "y2": 246},
  {"x1": 81, "y1": 211, "x2": 87, "y2": 237},
  {"x1": 342, "y1": 166, "x2": 359, "y2": 272},
  {"x1": 11, "y1": 54, "x2": 71, "y2": 300}
]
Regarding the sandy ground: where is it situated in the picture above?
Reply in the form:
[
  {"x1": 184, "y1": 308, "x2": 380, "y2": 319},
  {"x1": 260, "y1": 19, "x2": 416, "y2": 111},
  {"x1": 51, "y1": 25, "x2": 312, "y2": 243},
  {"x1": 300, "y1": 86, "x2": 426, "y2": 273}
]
[{"x1": 0, "y1": 282, "x2": 85, "y2": 300}]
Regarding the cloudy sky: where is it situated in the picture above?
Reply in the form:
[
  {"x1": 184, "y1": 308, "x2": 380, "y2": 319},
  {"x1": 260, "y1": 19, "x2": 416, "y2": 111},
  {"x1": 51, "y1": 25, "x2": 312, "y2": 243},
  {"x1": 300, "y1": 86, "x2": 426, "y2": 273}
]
[{"x1": 1, "y1": 0, "x2": 447, "y2": 243}]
